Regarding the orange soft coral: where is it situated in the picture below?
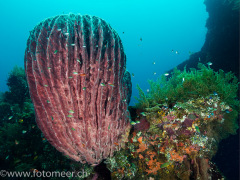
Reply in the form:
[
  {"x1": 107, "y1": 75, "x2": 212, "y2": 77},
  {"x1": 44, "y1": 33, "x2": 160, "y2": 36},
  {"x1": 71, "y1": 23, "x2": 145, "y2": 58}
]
[
  {"x1": 169, "y1": 150, "x2": 185, "y2": 162},
  {"x1": 137, "y1": 143, "x2": 148, "y2": 153},
  {"x1": 184, "y1": 146, "x2": 198, "y2": 155},
  {"x1": 146, "y1": 157, "x2": 161, "y2": 175}
]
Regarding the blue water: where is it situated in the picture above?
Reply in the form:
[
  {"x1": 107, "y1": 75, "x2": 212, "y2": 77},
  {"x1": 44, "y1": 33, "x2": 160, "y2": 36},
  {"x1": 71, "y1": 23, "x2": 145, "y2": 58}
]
[{"x1": 0, "y1": 0, "x2": 208, "y2": 105}]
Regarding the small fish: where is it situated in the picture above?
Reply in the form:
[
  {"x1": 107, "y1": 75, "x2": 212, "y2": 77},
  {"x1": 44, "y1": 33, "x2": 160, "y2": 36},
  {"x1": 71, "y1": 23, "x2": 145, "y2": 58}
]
[
  {"x1": 14, "y1": 159, "x2": 21, "y2": 164},
  {"x1": 47, "y1": 100, "x2": 50, "y2": 103},
  {"x1": 122, "y1": 32, "x2": 124, "y2": 34},
  {"x1": 138, "y1": 137, "x2": 143, "y2": 143},
  {"x1": 132, "y1": 73, "x2": 135, "y2": 77},
  {"x1": 8, "y1": 116, "x2": 13, "y2": 120},
  {"x1": 108, "y1": 83, "x2": 115, "y2": 87},
  {"x1": 32, "y1": 125, "x2": 35, "y2": 129},
  {"x1": 51, "y1": 116, "x2": 54, "y2": 121},
  {"x1": 207, "y1": 62, "x2": 212, "y2": 66},
  {"x1": 114, "y1": 142, "x2": 119, "y2": 146},
  {"x1": 171, "y1": 49, "x2": 174, "y2": 53},
  {"x1": 123, "y1": 99, "x2": 127, "y2": 102},
  {"x1": 108, "y1": 125, "x2": 110, "y2": 130},
  {"x1": 195, "y1": 126, "x2": 200, "y2": 133},
  {"x1": 164, "y1": 73, "x2": 169, "y2": 76},
  {"x1": 68, "y1": 76, "x2": 73, "y2": 78},
  {"x1": 137, "y1": 132, "x2": 142, "y2": 136},
  {"x1": 54, "y1": 50, "x2": 58, "y2": 54},
  {"x1": 182, "y1": 78, "x2": 185, "y2": 82},
  {"x1": 136, "y1": 121, "x2": 140, "y2": 124},
  {"x1": 18, "y1": 119, "x2": 23, "y2": 123},
  {"x1": 96, "y1": 45, "x2": 98, "y2": 47},
  {"x1": 153, "y1": 61, "x2": 156, "y2": 65},
  {"x1": 57, "y1": 29, "x2": 61, "y2": 31},
  {"x1": 82, "y1": 143, "x2": 85, "y2": 147},
  {"x1": 213, "y1": 91, "x2": 218, "y2": 96},
  {"x1": 23, "y1": 153, "x2": 31, "y2": 159},
  {"x1": 5, "y1": 155, "x2": 9, "y2": 160},
  {"x1": 71, "y1": 44, "x2": 75, "y2": 46},
  {"x1": 77, "y1": 59, "x2": 81, "y2": 63},
  {"x1": 140, "y1": 112, "x2": 146, "y2": 116},
  {"x1": 176, "y1": 51, "x2": 179, "y2": 54},
  {"x1": 108, "y1": 68, "x2": 112, "y2": 71},
  {"x1": 209, "y1": 96, "x2": 213, "y2": 99},
  {"x1": 130, "y1": 121, "x2": 136, "y2": 125},
  {"x1": 100, "y1": 83, "x2": 106, "y2": 87},
  {"x1": 64, "y1": 33, "x2": 69, "y2": 36},
  {"x1": 67, "y1": 114, "x2": 73, "y2": 118},
  {"x1": 79, "y1": 73, "x2": 86, "y2": 77},
  {"x1": 48, "y1": 67, "x2": 51, "y2": 70},
  {"x1": 73, "y1": 72, "x2": 78, "y2": 75},
  {"x1": 225, "y1": 110, "x2": 230, "y2": 113},
  {"x1": 22, "y1": 130, "x2": 27, "y2": 134},
  {"x1": 140, "y1": 37, "x2": 142, "y2": 41},
  {"x1": 147, "y1": 89, "x2": 149, "y2": 92},
  {"x1": 82, "y1": 45, "x2": 86, "y2": 48},
  {"x1": 161, "y1": 162, "x2": 171, "y2": 168},
  {"x1": 15, "y1": 140, "x2": 19, "y2": 145},
  {"x1": 153, "y1": 72, "x2": 157, "y2": 75},
  {"x1": 71, "y1": 128, "x2": 75, "y2": 131},
  {"x1": 33, "y1": 156, "x2": 38, "y2": 160},
  {"x1": 69, "y1": 110, "x2": 74, "y2": 114},
  {"x1": 83, "y1": 87, "x2": 86, "y2": 90},
  {"x1": 44, "y1": 84, "x2": 48, "y2": 87},
  {"x1": 199, "y1": 57, "x2": 201, "y2": 61}
]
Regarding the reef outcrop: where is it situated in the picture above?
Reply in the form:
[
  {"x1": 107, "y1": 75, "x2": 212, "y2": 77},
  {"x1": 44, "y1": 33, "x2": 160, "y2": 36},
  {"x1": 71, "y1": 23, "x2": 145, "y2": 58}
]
[{"x1": 174, "y1": 1, "x2": 239, "y2": 179}]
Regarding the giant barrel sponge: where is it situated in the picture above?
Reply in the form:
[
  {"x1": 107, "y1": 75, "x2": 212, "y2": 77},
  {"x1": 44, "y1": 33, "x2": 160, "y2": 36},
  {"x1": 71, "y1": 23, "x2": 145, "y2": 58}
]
[{"x1": 24, "y1": 14, "x2": 132, "y2": 164}]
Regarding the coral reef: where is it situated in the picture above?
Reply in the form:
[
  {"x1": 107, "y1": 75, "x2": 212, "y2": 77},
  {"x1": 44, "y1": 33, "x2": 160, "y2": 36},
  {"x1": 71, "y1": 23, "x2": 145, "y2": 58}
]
[
  {"x1": 172, "y1": 1, "x2": 239, "y2": 178},
  {"x1": 24, "y1": 14, "x2": 132, "y2": 164},
  {"x1": 106, "y1": 64, "x2": 239, "y2": 179}
]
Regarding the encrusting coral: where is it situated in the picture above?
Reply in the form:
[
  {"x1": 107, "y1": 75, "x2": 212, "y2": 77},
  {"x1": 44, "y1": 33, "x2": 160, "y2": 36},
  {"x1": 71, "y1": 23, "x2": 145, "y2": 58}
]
[{"x1": 105, "y1": 63, "x2": 239, "y2": 179}]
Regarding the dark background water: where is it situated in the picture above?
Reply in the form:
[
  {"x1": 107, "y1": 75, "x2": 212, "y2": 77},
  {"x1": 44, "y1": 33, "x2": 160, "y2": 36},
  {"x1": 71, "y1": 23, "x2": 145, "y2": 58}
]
[{"x1": 0, "y1": 0, "x2": 208, "y2": 105}]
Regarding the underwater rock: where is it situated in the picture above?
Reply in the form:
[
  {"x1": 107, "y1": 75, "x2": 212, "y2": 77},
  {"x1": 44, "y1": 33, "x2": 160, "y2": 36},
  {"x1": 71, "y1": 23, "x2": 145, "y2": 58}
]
[
  {"x1": 134, "y1": 118, "x2": 150, "y2": 132},
  {"x1": 24, "y1": 14, "x2": 132, "y2": 164},
  {"x1": 182, "y1": 118, "x2": 193, "y2": 128}
]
